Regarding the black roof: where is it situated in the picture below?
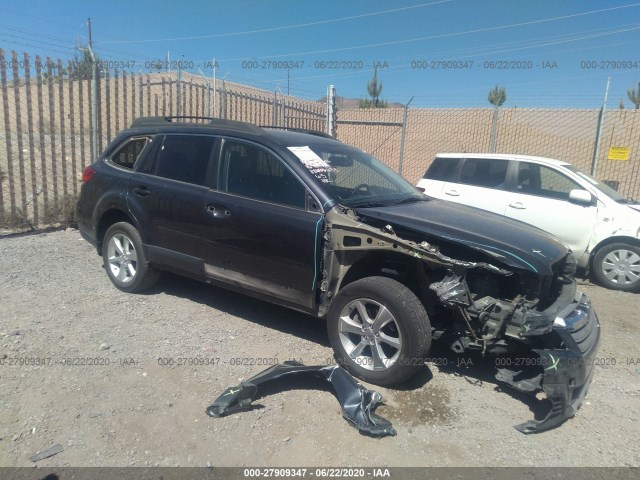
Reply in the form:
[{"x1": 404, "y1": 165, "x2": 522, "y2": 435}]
[
  {"x1": 126, "y1": 117, "x2": 339, "y2": 146},
  {"x1": 129, "y1": 116, "x2": 264, "y2": 135}
]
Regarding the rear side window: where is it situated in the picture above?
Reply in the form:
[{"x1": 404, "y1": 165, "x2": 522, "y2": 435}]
[
  {"x1": 110, "y1": 137, "x2": 150, "y2": 169},
  {"x1": 152, "y1": 135, "x2": 216, "y2": 186},
  {"x1": 459, "y1": 158, "x2": 508, "y2": 189},
  {"x1": 424, "y1": 157, "x2": 460, "y2": 181}
]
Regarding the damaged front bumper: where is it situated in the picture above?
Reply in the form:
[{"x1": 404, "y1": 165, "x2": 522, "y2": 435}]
[{"x1": 498, "y1": 291, "x2": 601, "y2": 433}]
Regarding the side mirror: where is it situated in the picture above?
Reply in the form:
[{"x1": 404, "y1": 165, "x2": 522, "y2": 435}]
[{"x1": 569, "y1": 189, "x2": 593, "y2": 205}]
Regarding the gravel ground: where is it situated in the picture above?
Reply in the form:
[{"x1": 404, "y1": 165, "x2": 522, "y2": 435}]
[{"x1": 0, "y1": 229, "x2": 639, "y2": 467}]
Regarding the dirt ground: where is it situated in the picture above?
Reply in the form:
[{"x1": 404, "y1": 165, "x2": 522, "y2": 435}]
[{"x1": 0, "y1": 229, "x2": 639, "y2": 468}]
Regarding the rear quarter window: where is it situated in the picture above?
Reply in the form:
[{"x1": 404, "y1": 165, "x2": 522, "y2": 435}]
[
  {"x1": 110, "y1": 136, "x2": 151, "y2": 169},
  {"x1": 424, "y1": 157, "x2": 460, "y2": 181}
]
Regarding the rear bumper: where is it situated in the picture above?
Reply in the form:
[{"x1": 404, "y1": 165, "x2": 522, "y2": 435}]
[
  {"x1": 78, "y1": 220, "x2": 97, "y2": 250},
  {"x1": 516, "y1": 291, "x2": 600, "y2": 433}
]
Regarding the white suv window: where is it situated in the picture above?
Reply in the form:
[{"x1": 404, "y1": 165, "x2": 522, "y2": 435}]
[
  {"x1": 459, "y1": 158, "x2": 508, "y2": 189},
  {"x1": 515, "y1": 163, "x2": 581, "y2": 201}
]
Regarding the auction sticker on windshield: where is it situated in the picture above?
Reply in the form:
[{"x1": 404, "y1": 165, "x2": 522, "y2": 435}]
[{"x1": 288, "y1": 146, "x2": 335, "y2": 182}]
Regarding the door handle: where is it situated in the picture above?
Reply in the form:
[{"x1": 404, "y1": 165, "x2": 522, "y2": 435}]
[
  {"x1": 508, "y1": 202, "x2": 527, "y2": 210},
  {"x1": 132, "y1": 186, "x2": 151, "y2": 197},
  {"x1": 206, "y1": 204, "x2": 231, "y2": 218},
  {"x1": 444, "y1": 189, "x2": 460, "y2": 197}
]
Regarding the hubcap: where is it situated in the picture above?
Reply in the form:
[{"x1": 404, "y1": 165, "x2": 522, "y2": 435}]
[
  {"x1": 106, "y1": 233, "x2": 138, "y2": 284},
  {"x1": 338, "y1": 298, "x2": 402, "y2": 371},
  {"x1": 601, "y1": 249, "x2": 640, "y2": 286}
]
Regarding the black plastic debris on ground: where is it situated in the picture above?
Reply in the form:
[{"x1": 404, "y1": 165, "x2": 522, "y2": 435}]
[{"x1": 206, "y1": 361, "x2": 396, "y2": 438}]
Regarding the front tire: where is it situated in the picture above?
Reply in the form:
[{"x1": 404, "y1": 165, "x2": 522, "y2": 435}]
[
  {"x1": 592, "y1": 242, "x2": 640, "y2": 292},
  {"x1": 102, "y1": 222, "x2": 160, "y2": 293},
  {"x1": 327, "y1": 276, "x2": 432, "y2": 386}
]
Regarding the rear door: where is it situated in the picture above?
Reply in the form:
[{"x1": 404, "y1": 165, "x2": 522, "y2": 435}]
[
  {"x1": 201, "y1": 137, "x2": 322, "y2": 309},
  {"x1": 127, "y1": 133, "x2": 218, "y2": 275},
  {"x1": 439, "y1": 157, "x2": 511, "y2": 215}
]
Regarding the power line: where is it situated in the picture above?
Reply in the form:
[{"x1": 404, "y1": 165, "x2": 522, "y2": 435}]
[
  {"x1": 234, "y1": 3, "x2": 640, "y2": 60},
  {"x1": 96, "y1": 1, "x2": 453, "y2": 44}
]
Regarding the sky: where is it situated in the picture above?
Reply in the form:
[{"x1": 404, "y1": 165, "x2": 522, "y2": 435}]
[{"x1": 1, "y1": 0, "x2": 640, "y2": 108}]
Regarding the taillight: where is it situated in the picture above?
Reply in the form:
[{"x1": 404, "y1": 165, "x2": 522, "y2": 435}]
[{"x1": 82, "y1": 166, "x2": 96, "y2": 183}]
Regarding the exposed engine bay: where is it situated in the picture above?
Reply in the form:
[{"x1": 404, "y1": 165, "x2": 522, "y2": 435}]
[{"x1": 318, "y1": 207, "x2": 600, "y2": 433}]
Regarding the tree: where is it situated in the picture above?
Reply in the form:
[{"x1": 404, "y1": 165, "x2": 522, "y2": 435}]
[
  {"x1": 70, "y1": 49, "x2": 96, "y2": 80},
  {"x1": 487, "y1": 85, "x2": 507, "y2": 153},
  {"x1": 488, "y1": 85, "x2": 507, "y2": 107},
  {"x1": 359, "y1": 66, "x2": 387, "y2": 108},
  {"x1": 619, "y1": 98, "x2": 625, "y2": 110},
  {"x1": 627, "y1": 82, "x2": 640, "y2": 109}
]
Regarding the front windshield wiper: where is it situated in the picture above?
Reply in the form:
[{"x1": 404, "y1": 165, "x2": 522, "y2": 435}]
[
  {"x1": 617, "y1": 198, "x2": 640, "y2": 204},
  {"x1": 348, "y1": 201, "x2": 389, "y2": 208},
  {"x1": 393, "y1": 196, "x2": 426, "y2": 205}
]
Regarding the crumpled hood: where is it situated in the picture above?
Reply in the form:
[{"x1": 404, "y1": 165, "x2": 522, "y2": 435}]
[{"x1": 357, "y1": 199, "x2": 569, "y2": 275}]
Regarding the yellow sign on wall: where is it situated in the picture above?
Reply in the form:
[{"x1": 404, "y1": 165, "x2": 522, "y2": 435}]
[{"x1": 608, "y1": 147, "x2": 630, "y2": 161}]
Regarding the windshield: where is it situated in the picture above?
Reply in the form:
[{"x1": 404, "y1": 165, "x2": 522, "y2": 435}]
[
  {"x1": 288, "y1": 144, "x2": 424, "y2": 207},
  {"x1": 564, "y1": 165, "x2": 630, "y2": 202}
]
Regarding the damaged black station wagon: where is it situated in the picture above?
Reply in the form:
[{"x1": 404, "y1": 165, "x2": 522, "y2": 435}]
[{"x1": 77, "y1": 117, "x2": 600, "y2": 433}]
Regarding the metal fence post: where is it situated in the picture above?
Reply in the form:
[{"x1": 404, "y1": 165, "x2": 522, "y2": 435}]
[
  {"x1": 398, "y1": 96, "x2": 414, "y2": 175},
  {"x1": 220, "y1": 79, "x2": 226, "y2": 119},
  {"x1": 489, "y1": 107, "x2": 499, "y2": 153},
  {"x1": 591, "y1": 77, "x2": 611, "y2": 176},
  {"x1": 177, "y1": 67, "x2": 182, "y2": 117},
  {"x1": 326, "y1": 84, "x2": 336, "y2": 136},
  {"x1": 281, "y1": 95, "x2": 286, "y2": 127}
]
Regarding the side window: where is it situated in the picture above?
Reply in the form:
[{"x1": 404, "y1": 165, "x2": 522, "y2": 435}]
[
  {"x1": 220, "y1": 139, "x2": 306, "y2": 209},
  {"x1": 515, "y1": 163, "x2": 580, "y2": 200},
  {"x1": 425, "y1": 157, "x2": 460, "y2": 181},
  {"x1": 459, "y1": 158, "x2": 508, "y2": 189},
  {"x1": 153, "y1": 135, "x2": 216, "y2": 186},
  {"x1": 111, "y1": 137, "x2": 150, "y2": 168}
]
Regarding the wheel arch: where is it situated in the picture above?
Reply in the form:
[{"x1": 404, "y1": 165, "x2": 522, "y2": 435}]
[
  {"x1": 96, "y1": 209, "x2": 140, "y2": 255},
  {"x1": 336, "y1": 251, "x2": 433, "y2": 309},
  {"x1": 589, "y1": 235, "x2": 640, "y2": 269}
]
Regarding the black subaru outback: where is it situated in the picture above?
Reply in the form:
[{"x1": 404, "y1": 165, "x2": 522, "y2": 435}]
[{"x1": 77, "y1": 116, "x2": 600, "y2": 433}]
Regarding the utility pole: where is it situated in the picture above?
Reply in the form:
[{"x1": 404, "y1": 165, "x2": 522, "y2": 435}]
[{"x1": 88, "y1": 17, "x2": 92, "y2": 49}]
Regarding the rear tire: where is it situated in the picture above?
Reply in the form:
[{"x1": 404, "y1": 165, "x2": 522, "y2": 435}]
[
  {"x1": 102, "y1": 222, "x2": 160, "y2": 293},
  {"x1": 592, "y1": 243, "x2": 640, "y2": 292},
  {"x1": 327, "y1": 276, "x2": 431, "y2": 386}
]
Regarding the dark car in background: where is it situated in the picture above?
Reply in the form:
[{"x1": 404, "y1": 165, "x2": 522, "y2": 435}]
[{"x1": 77, "y1": 117, "x2": 600, "y2": 432}]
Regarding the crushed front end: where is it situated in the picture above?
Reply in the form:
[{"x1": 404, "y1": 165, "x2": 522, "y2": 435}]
[
  {"x1": 430, "y1": 258, "x2": 601, "y2": 433},
  {"x1": 322, "y1": 205, "x2": 600, "y2": 433},
  {"x1": 508, "y1": 290, "x2": 600, "y2": 433}
]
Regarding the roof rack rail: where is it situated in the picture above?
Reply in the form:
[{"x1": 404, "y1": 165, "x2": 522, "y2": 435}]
[
  {"x1": 262, "y1": 126, "x2": 334, "y2": 139},
  {"x1": 129, "y1": 116, "x2": 264, "y2": 135}
]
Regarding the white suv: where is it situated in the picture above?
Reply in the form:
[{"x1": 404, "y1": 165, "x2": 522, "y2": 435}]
[{"x1": 417, "y1": 153, "x2": 640, "y2": 292}]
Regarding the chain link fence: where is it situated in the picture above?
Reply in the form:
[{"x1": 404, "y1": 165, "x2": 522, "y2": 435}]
[
  {"x1": 2, "y1": 46, "x2": 639, "y2": 234},
  {"x1": 0, "y1": 49, "x2": 326, "y2": 233},
  {"x1": 336, "y1": 107, "x2": 640, "y2": 199}
]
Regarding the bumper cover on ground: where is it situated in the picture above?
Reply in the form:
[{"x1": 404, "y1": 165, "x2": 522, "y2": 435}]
[{"x1": 206, "y1": 361, "x2": 397, "y2": 437}]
